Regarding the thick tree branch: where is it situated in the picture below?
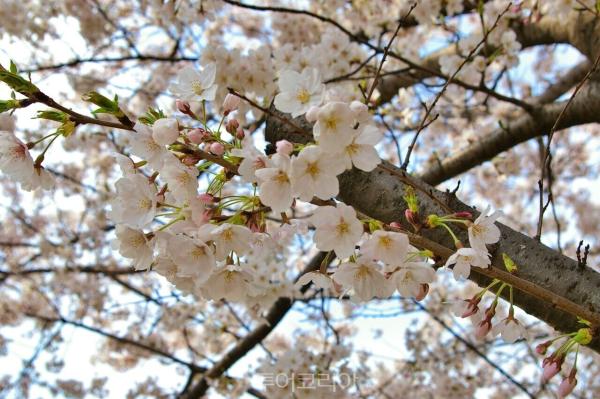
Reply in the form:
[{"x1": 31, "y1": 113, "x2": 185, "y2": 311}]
[
  {"x1": 265, "y1": 110, "x2": 600, "y2": 353},
  {"x1": 418, "y1": 79, "x2": 600, "y2": 186}
]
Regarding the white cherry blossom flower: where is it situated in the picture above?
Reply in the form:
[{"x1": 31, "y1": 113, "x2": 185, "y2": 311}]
[
  {"x1": 295, "y1": 271, "x2": 335, "y2": 291},
  {"x1": 130, "y1": 122, "x2": 169, "y2": 169},
  {"x1": 290, "y1": 146, "x2": 344, "y2": 201},
  {"x1": 311, "y1": 204, "x2": 363, "y2": 259},
  {"x1": 340, "y1": 124, "x2": 382, "y2": 172},
  {"x1": 108, "y1": 173, "x2": 157, "y2": 229},
  {"x1": 0, "y1": 131, "x2": 51, "y2": 190},
  {"x1": 255, "y1": 153, "x2": 293, "y2": 213},
  {"x1": 200, "y1": 264, "x2": 253, "y2": 302},
  {"x1": 312, "y1": 102, "x2": 356, "y2": 152},
  {"x1": 230, "y1": 136, "x2": 269, "y2": 183},
  {"x1": 167, "y1": 234, "x2": 215, "y2": 282},
  {"x1": 391, "y1": 262, "x2": 436, "y2": 298},
  {"x1": 161, "y1": 156, "x2": 199, "y2": 204},
  {"x1": 492, "y1": 315, "x2": 527, "y2": 343},
  {"x1": 468, "y1": 206, "x2": 503, "y2": 252},
  {"x1": 361, "y1": 230, "x2": 409, "y2": 265},
  {"x1": 169, "y1": 64, "x2": 218, "y2": 102},
  {"x1": 153, "y1": 256, "x2": 196, "y2": 293},
  {"x1": 444, "y1": 247, "x2": 491, "y2": 280},
  {"x1": 274, "y1": 68, "x2": 324, "y2": 117},
  {"x1": 332, "y1": 257, "x2": 393, "y2": 302},
  {"x1": 114, "y1": 226, "x2": 154, "y2": 271},
  {"x1": 202, "y1": 223, "x2": 253, "y2": 260},
  {"x1": 21, "y1": 167, "x2": 54, "y2": 191}
]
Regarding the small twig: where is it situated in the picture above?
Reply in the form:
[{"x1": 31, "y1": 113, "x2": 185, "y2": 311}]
[
  {"x1": 576, "y1": 240, "x2": 590, "y2": 270},
  {"x1": 401, "y1": 2, "x2": 512, "y2": 171},
  {"x1": 364, "y1": 3, "x2": 417, "y2": 104},
  {"x1": 535, "y1": 51, "x2": 600, "y2": 240}
]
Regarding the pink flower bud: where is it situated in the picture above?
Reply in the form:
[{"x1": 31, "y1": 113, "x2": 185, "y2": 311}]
[
  {"x1": 558, "y1": 375, "x2": 577, "y2": 398},
  {"x1": 188, "y1": 128, "x2": 206, "y2": 144},
  {"x1": 226, "y1": 119, "x2": 240, "y2": 134},
  {"x1": 176, "y1": 99, "x2": 191, "y2": 114},
  {"x1": 453, "y1": 211, "x2": 473, "y2": 219},
  {"x1": 182, "y1": 156, "x2": 200, "y2": 166},
  {"x1": 536, "y1": 342, "x2": 550, "y2": 356},
  {"x1": 415, "y1": 284, "x2": 429, "y2": 301},
  {"x1": 235, "y1": 127, "x2": 245, "y2": 140},
  {"x1": 222, "y1": 93, "x2": 241, "y2": 115},
  {"x1": 276, "y1": 140, "x2": 293, "y2": 156},
  {"x1": 405, "y1": 209, "x2": 418, "y2": 226},
  {"x1": 209, "y1": 142, "x2": 225, "y2": 156},
  {"x1": 306, "y1": 106, "x2": 320, "y2": 122},
  {"x1": 461, "y1": 299, "x2": 480, "y2": 318},
  {"x1": 389, "y1": 221, "x2": 402, "y2": 229},
  {"x1": 542, "y1": 360, "x2": 561, "y2": 383},
  {"x1": 198, "y1": 193, "x2": 214, "y2": 203},
  {"x1": 474, "y1": 319, "x2": 492, "y2": 340}
]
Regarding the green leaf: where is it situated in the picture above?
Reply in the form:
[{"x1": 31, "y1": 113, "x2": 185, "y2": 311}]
[
  {"x1": 36, "y1": 110, "x2": 66, "y2": 122},
  {"x1": 9, "y1": 60, "x2": 18, "y2": 74},
  {"x1": 138, "y1": 107, "x2": 166, "y2": 125},
  {"x1": 577, "y1": 316, "x2": 592, "y2": 327}
]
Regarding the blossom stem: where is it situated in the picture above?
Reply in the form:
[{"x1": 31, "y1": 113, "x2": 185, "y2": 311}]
[
  {"x1": 27, "y1": 132, "x2": 59, "y2": 147},
  {"x1": 438, "y1": 222, "x2": 460, "y2": 247},
  {"x1": 157, "y1": 216, "x2": 184, "y2": 231}
]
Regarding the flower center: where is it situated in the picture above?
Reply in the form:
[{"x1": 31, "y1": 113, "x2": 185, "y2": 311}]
[
  {"x1": 336, "y1": 220, "x2": 349, "y2": 235},
  {"x1": 296, "y1": 88, "x2": 311, "y2": 104},
  {"x1": 138, "y1": 198, "x2": 152, "y2": 211},
  {"x1": 354, "y1": 265, "x2": 371, "y2": 279},
  {"x1": 324, "y1": 116, "x2": 338, "y2": 131},
  {"x1": 305, "y1": 162, "x2": 319, "y2": 178},
  {"x1": 191, "y1": 80, "x2": 205, "y2": 96},
  {"x1": 275, "y1": 171, "x2": 289, "y2": 184},
  {"x1": 378, "y1": 235, "x2": 392, "y2": 249}
]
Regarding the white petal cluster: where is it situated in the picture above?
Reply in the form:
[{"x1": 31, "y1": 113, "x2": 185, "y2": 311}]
[
  {"x1": 169, "y1": 64, "x2": 218, "y2": 102},
  {"x1": 0, "y1": 131, "x2": 54, "y2": 191}
]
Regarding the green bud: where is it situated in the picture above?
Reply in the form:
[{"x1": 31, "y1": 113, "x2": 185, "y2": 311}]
[
  {"x1": 82, "y1": 91, "x2": 125, "y2": 118},
  {"x1": 0, "y1": 99, "x2": 21, "y2": 113},
  {"x1": 138, "y1": 107, "x2": 166, "y2": 126},
  {"x1": 403, "y1": 186, "x2": 419, "y2": 213},
  {"x1": 0, "y1": 62, "x2": 39, "y2": 95},
  {"x1": 573, "y1": 328, "x2": 592, "y2": 345},
  {"x1": 502, "y1": 253, "x2": 518, "y2": 273},
  {"x1": 427, "y1": 214, "x2": 441, "y2": 228},
  {"x1": 36, "y1": 110, "x2": 67, "y2": 122}
]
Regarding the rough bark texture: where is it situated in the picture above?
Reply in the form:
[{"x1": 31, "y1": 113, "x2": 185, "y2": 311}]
[{"x1": 265, "y1": 109, "x2": 600, "y2": 353}]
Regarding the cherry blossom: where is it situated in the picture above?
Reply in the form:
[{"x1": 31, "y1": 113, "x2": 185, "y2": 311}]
[
  {"x1": 332, "y1": 257, "x2": 393, "y2": 302},
  {"x1": 492, "y1": 315, "x2": 527, "y2": 343},
  {"x1": 169, "y1": 64, "x2": 218, "y2": 102},
  {"x1": 340, "y1": 124, "x2": 382, "y2": 172},
  {"x1": 312, "y1": 102, "x2": 356, "y2": 152},
  {"x1": 160, "y1": 156, "x2": 199, "y2": 203},
  {"x1": 255, "y1": 153, "x2": 293, "y2": 213},
  {"x1": 129, "y1": 122, "x2": 169, "y2": 170},
  {"x1": 201, "y1": 264, "x2": 253, "y2": 302},
  {"x1": 108, "y1": 173, "x2": 158, "y2": 229},
  {"x1": 444, "y1": 247, "x2": 491, "y2": 280},
  {"x1": 468, "y1": 206, "x2": 503, "y2": 252},
  {"x1": 390, "y1": 262, "x2": 436, "y2": 298},
  {"x1": 290, "y1": 145, "x2": 344, "y2": 201},
  {"x1": 166, "y1": 234, "x2": 215, "y2": 282},
  {"x1": 201, "y1": 223, "x2": 253, "y2": 260},
  {"x1": 310, "y1": 204, "x2": 363, "y2": 259},
  {"x1": 114, "y1": 226, "x2": 154, "y2": 271},
  {"x1": 274, "y1": 68, "x2": 324, "y2": 117},
  {"x1": 361, "y1": 230, "x2": 409, "y2": 265}
]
